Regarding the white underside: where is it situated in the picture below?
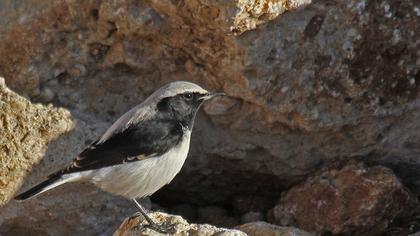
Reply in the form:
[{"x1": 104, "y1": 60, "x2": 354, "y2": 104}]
[{"x1": 84, "y1": 131, "x2": 191, "y2": 199}]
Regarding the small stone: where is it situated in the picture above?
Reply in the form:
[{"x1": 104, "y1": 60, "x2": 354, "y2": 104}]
[
  {"x1": 240, "y1": 211, "x2": 263, "y2": 224},
  {"x1": 237, "y1": 221, "x2": 314, "y2": 236}
]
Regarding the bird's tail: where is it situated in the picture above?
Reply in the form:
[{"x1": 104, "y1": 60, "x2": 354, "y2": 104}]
[{"x1": 14, "y1": 174, "x2": 74, "y2": 201}]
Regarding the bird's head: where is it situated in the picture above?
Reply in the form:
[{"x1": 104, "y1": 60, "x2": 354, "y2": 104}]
[{"x1": 148, "y1": 81, "x2": 224, "y2": 129}]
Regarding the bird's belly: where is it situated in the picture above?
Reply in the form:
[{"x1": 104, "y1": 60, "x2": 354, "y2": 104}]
[{"x1": 90, "y1": 132, "x2": 191, "y2": 199}]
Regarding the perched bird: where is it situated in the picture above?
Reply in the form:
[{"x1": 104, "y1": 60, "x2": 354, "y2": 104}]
[{"x1": 15, "y1": 81, "x2": 224, "y2": 233}]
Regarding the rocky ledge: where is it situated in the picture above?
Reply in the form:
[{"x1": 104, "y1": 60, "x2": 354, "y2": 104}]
[{"x1": 114, "y1": 212, "x2": 313, "y2": 236}]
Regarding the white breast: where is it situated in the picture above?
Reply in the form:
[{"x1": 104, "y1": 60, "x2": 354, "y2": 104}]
[{"x1": 89, "y1": 131, "x2": 191, "y2": 199}]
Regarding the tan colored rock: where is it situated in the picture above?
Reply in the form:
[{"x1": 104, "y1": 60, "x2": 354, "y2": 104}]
[
  {"x1": 270, "y1": 161, "x2": 417, "y2": 235},
  {"x1": 0, "y1": 112, "x2": 142, "y2": 236},
  {"x1": 114, "y1": 212, "x2": 246, "y2": 236},
  {"x1": 232, "y1": 0, "x2": 312, "y2": 34},
  {"x1": 0, "y1": 77, "x2": 73, "y2": 206},
  {"x1": 237, "y1": 221, "x2": 313, "y2": 236},
  {"x1": 0, "y1": 81, "x2": 147, "y2": 236}
]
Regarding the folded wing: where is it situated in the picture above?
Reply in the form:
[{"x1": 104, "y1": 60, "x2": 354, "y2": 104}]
[{"x1": 52, "y1": 119, "x2": 184, "y2": 176}]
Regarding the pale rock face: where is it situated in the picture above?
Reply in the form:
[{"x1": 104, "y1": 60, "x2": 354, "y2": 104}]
[
  {"x1": 114, "y1": 212, "x2": 247, "y2": 236},
  {"x1": 237, "y1": 221, "x2": 314, "y2": 236},
  {"x1": 0, "y1": 77, "x2": 73, "y2": 206}
]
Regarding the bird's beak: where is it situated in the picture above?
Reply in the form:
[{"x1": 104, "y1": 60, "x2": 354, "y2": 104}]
[{"x1": 200, "y1": 92, "x2": 225, "y2": 100}]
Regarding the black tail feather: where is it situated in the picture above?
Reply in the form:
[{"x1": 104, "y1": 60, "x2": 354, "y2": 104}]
[{"x1": 14, "y1": 175, "x2": 60, "y2": 201}]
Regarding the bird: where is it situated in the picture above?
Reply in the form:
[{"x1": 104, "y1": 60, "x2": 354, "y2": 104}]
[{"x1": 14, "y1": 81, "x2": 224, "y2": 233}]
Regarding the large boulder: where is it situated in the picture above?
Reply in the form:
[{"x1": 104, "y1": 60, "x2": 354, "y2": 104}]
[
  {"x1": 0, "y1": 77, "x2": 73, "y2": 206},
  {"x1": 0, "y1": 79, "x2": 139, "y2": 235},
  {"x1": 269, "y1": 161, "x2": 417, "y2": 235}
]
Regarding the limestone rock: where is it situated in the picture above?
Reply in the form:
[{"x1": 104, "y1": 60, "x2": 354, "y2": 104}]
[
  {"x1": 232, "y1": 0, "x2": 312, "y2": 34},
  {"x1": 270, "y1": 161, "x2": 417, "y2": 235},
  {"x1": 0, "y1": 111, "x2": 143, "y2": 236},
  {"x1": 0, "y1": 77, "x2": 73, "y2": 206},
  {"x1": 113, "y1": 212, "x2": 246, "y2": 236},
  {"x1": 0, "y1": 79, "x2": 146, "y2": 235},
  {"x1": 237, "y1": 221, "x2": 314, "y2": 236}
]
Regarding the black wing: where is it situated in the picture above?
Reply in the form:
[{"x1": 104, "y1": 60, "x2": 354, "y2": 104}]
[{"x1": 53, "y1": 119, "x2": 184, "y2": 176}]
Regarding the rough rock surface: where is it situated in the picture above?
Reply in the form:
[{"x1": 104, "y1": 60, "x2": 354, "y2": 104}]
[
  {"x1": 0, "y1": 0, "x2": 420, "y2": 234},
  {"x1": 0, "y1": 104, "x2": 145, "y2": 235},
  {"x1": 237, "y1": 221, "x2": 313, "y2": 236},
  {"x1": 232, "y1": 0, "x2": 312, "y2": 34},
  {"x1": 0, "y1": 0, "x2": 313, "y2": 205},
  {"x1": 270, "y1": 161, "x2": 417, "y2": 235},
  {"x1": 0, "y1": 80, "x2": 146, "y2": 235},
  {"x1": 0, "y1": 77, "x2": 73, "y2": 206},
  {"x1": 113, "y1": 212, "x2": 246, "y2": 236}
]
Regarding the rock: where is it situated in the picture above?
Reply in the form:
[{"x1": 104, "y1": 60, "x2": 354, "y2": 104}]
[
  {"x1": 1, "y1": 0, "x2": 420, "y2": 234},
  {"x1": 0, "y1": 111, "x2": 139, "y2": 235},
  {"x1": 232, "y1": 0, "x2": 312, "y2": 34},
  {"x1": 241, "y1": 212, "x2": 264, "y2": 224},
  {"x1": 0, "y1": 79, "x2": 145, "y2": 235},
  {"x1": 0, "y1": 77, "x2": 73, "y2": 206},
  {"x1": 270, "y1": 161, "x2": 417, "y2": 235},
  {"x1": 237, "y1": 221, "x2": 313, "y2": 236},
  {"x1": 113, "y1": 212, "x2": 246, "y2": 236}
]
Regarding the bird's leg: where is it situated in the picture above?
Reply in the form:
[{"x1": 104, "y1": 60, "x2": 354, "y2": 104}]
[{"x1": 131, "y1": 198, "x2": 176, "y2": 234}]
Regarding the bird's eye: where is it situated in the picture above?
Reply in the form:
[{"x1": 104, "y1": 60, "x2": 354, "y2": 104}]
[{"x1": 183, "y1": 93, "x2": 193, "y2": 100}]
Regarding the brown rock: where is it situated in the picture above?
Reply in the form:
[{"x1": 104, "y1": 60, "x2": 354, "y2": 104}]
[
  {"x1": 114, "y1": 212, "x2": 246, "y2": 236},
  {"x1": 270, "y1": 161, "x2": 417, "y2": 235},
  {"x1": 1, "y1": 0, "x2": 420, "y2": 234},
  {"x1": 237, "y1": 221, "x2": 313, "y2": 236},
  {"x1": 0, "y1": 78, "x2": 146, "y2": 235}
]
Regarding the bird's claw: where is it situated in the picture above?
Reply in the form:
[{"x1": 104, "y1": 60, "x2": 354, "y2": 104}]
[
  {"x1": 143, "y1": 222, "x2": 177, "y2": 234},
  {"x1": 128, "y1": 212, "x2": 142, "y2": 221}
]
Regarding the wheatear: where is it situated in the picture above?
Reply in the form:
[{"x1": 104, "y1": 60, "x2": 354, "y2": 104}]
[{"x1": 15, "y1": 81, "x2": 224, "y2": 233}]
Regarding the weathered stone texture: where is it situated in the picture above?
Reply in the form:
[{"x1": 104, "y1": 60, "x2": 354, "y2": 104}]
[
  {"x1": 270, "y1": 161, "x2": 417, "y2": 235},
  {"x1": 114, "y1": 212, "x2": 246, "y2": 236},
  {"x1": 0, "y1": 0, "x2": 420, "y2": 235},
  {"x1": 0, "y1": 77, "x2": 73, "y2": 206}
]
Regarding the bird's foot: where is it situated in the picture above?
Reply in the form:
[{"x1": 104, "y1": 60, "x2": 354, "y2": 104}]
[
  {"x1": 128, "y1": 212, "x2": 142, "y2": 221},
  {"x1": 143, "y1": 222, "x2": 177, "y2": 234}
]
